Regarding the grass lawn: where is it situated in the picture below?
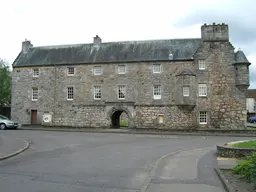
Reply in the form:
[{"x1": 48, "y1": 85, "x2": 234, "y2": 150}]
[
  {"x1": 232, "y1": 140, "x2": 256, "y2": 148},
  {"x1": 247, "y1": 126, "x2": 256, "y2": 130},
  {"x1": 120, "y1": 120, "x2": 128, "y2": 127}
]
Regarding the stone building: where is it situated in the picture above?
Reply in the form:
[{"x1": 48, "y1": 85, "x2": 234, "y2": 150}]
[{"x1": 11, "y1": 23, "x2": 251, "y2": 129}]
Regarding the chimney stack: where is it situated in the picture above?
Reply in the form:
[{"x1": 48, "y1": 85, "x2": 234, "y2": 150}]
[
  {"x1": 93, "y1": 35, "x2": 102, "y2": 45},
  {"x1": 22, "y1": 39, "x2": 33, "y2": 53}
]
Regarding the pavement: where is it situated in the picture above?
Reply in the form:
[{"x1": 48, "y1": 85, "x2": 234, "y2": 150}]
[
  {"x1": 247, "y1": 122, "x2": 256, "y2": 127},
  {"x1": 0, "y1": 130, "x2": 252, "y2": 192},
  {"x1": 0, "y1": 132, "x2": 29, "y2": 160},
  {"x1": 18, "y1": 125, "x2": 256, "y2": 137}
]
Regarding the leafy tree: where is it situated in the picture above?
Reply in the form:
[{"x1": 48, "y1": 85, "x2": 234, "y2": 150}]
[{"x1": 0, "y1": 59, "x2": 11, "y2": 106}]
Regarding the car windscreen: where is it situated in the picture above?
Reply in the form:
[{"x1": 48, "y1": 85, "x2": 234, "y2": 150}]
[{"x1": 0, "y1": 116, "x2": 9, "y2": 120}]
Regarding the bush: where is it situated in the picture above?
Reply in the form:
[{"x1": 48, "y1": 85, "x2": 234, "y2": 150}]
[{"x1": 233, "y1": 152, "x2": 256, "y2": 184}]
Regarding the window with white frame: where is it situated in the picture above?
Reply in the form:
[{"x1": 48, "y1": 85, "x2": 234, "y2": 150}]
[
  {"x1": 199, "y1": 84, "x2": 207, "y2": 96},
  {"x1": 183, "y1": 87, "x2": 189, "y2": 96},
  {"x1": 67, "y1": 87, "x2": 74, "y2": 100},
  {"x1": 67, "y1": 67, "x2": 75, "y2": 76},
  {"x1": 118, "y1": 65, "x2": 126, "y2": 74},
  {"x1": 33, "y1": 68, "x2": 39, "y2": 77},
  {"x1": 153, "y1": 85, "x2": 161, "y2": 99},
  {"x1": 94, "y1": 86, "x2": 101, "y2": 100},
  {"x1": 198, "y1": 60, "x2": 206, "y2": 70},
  {"x1": 32, "y1": 87, "x2": 39, "y2": 101},
  {"x1": 153, "y1": 64, "x2": 161, "y2": 73},
  {"x1": 199, "y1": 111, "x2": 207, "y2": 124},
  {"x1": 118, "y1": 85, "x2": 126, "y2": 99},
  {"x1": 94, "y1": 66, "x2": 102, "y2": 75}
]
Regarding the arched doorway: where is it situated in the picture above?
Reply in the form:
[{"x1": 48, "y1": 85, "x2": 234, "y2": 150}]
[{"x1": 111, "y1": 110, "x2": 129, "y2": 128}]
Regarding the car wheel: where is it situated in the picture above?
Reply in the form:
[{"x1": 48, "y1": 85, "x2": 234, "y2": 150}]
[{"x1": 0, "y1": 123, "x2": 6, "y2": 130}]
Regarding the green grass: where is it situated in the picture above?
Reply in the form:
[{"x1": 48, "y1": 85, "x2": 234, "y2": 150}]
[
  {"x1": 232, "y1": 140, "x2": 256, "y2": 148},
  {"x1": 120, "y1": 121, "x2": 128, "y2": 127},
  {"x1": 248, "y1": 127, "x2": 256, "y2": 130}
]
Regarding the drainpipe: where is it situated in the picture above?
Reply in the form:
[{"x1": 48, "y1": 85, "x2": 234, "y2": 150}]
[{"x1": 53, "y1": 64, "x2": 56, "y2": 127}]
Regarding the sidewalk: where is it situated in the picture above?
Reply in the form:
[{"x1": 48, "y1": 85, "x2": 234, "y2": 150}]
[
  {"x1": 19, "y1": 125, "x2": 256, "y2": 137},
  {"x1": 0, "y1": 133, "x2": 30, "y2": 160}
]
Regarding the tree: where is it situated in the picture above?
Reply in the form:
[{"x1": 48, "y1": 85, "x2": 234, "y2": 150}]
[{"x1": 0, "y1": 59, "x2": 11, "y2": 106}]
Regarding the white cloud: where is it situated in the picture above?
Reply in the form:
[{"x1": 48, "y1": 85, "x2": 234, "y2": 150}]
[{"x1": 0, "y1": 0, "x2": 255, "y2": 87}]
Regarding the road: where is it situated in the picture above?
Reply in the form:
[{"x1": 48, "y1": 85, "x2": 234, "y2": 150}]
[{"x1": 0, "y1": 130, "x2": 251, "y2": 192}]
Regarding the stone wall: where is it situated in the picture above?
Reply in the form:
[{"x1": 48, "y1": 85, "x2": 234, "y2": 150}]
[
  {"x1": 194, "y1": 41, "x2": 247, "y2": 129},
  {"x1": 217, "y1": 144, "x2": 256, "y2": 158},
  {"x1": 134, "y1": 106, "x2": 197, "y2": 129},
  {"x1": 11, "y1": 67, "x2": 55, "y2": 124}
]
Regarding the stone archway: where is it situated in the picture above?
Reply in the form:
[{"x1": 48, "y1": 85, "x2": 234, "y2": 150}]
[{"x1": 107, "y1": 107, "x2": 133, "y2": 128}]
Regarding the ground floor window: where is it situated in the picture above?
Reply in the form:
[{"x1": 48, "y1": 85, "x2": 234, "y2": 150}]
[{"x1": 199, "y1": 111, "x2": 207, "y2": 124}]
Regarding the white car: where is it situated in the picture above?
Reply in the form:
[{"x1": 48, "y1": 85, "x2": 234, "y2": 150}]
[{"x1": 0, "y1": 115, "x2": 18, "y2": 130}]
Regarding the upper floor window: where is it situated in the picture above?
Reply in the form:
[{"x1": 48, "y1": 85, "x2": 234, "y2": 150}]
[
  {"x1": 67, "y1": 67, "x2": 75, "y2": 76},
  {"x1": 199, "y1": 84, "x2": 207, "y2": 96},
  {"x1": 32, "y1": 87, "x2": 39, "y2": 101},
  {"x1": 94, "y1": 66, "x2": 102, "y2": 75},
  {"x1": 67, "y1": 86, "x2": 74, "y2": 100},
  {"x1": 199, "y1": 111, "x2": 207, "y2": 124},
  {"x1": 118, "y1": 85, "x2": 126, "y2": 100},
  {"x1": 153, "y1": 85, "x2": 161, "y2": 99},
  {"x1": 153, "y1": 64, "x2": 161, "y2": 73},
  {"x1": 198, "y1": 60, "x2": 206, "y2": 70},
  {"x1": 33, "y1": 68, "x2": 39, "y2": 77},
  {"x1": 118, "y1": 65, "x2": 126, "y2": 74},
  {"x1": 183, "y1": 87, "x2": 189, "y2": 97},
  {"x1": 94, "y1": 86, "x2": 101, "y2": 100}
]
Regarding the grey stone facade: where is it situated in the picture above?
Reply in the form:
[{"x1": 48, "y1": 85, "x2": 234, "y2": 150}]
[{"x1": 11, "y1": 23, "x2": 251, "y2": 129}]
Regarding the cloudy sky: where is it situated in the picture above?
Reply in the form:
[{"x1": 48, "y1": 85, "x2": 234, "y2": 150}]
[{"x1": 1, "y1": 0, "x2": 255, "y2": 88}]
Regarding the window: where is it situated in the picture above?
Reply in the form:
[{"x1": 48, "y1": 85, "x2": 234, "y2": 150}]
[
  {"x1": 199, "y1": 84, "x2": 207, "y2": 96},
  {"x1": 94, "y1": 66, "x2": 102, "y2": 75},
  {"x1": 183, "y1": 87, "x2": 189, "y2": 96},
  {"x1": 32, "y1": 87, "x2": 39, "y2": 101},
  {"x1": 198, "y1": 60, "x2": 206, "y2": 70},
  {"x1": 94, "y1": 86, "x2": 101, "y2": 100},
  {"x1": 153, "y1": 85, "x2": 161, "y2": 99},
  {"x1": 67, "y1": 67, "x2": 75, "y2": 76},
  {"x1": 118, "y1": 85, "x2": 126, "y2": 99},
  {"x1": 67, "y1": 87, "x2": 74, "y2": 100},
  {"x1": 33, "y1": 68, "x2": 39, "y2": 77},
  {"x1": 199, "y1": 111, "x2": 207, "y2": 124},
  {"x1": 153, "y1": 64, "x2": 161, "y2": 73},
  {"x1": 118, "y1": 65, "x2": 126, "y2": 74}
]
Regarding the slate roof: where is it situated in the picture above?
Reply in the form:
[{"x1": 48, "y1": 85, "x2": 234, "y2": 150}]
[
  {"x1": 234, "y1": 50, "x2": 250, "y2": 64},
  {"x1": 13, "y1": 38, "x2": 201, "y2": 67}
]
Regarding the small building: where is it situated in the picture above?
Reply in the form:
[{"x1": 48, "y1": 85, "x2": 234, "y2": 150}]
[
  {"x1": 246, "y1": 89, "x2": 256, "y2": 118},
  {"x1": 11, "y1": 23, "x2": 251, "y2": 130}
]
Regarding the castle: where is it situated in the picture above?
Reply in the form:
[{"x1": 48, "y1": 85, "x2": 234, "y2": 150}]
[{"x1": 11, "y1": 23, "x2": 251, "y2": 129}]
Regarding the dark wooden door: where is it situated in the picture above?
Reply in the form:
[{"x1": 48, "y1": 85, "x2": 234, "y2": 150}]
[{"x1": 31, "y1": 110, "x2": 37, "y2": 124}]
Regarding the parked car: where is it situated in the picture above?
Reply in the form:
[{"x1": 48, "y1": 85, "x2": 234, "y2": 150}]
[
  {"x1": 248, "y1": 115, "x2": 256, "y2": 123},
  {"x1": 0, "y1": 115, "x2": 18, "y2": 130}
]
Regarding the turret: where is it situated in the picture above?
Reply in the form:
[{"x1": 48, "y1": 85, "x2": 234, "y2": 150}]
[
  {"x1": 233, "y1": 49, "x2": 251, "y2": 89},
  {"x1": 201, "y1": 23, "x2": 229, "y2": 42}
]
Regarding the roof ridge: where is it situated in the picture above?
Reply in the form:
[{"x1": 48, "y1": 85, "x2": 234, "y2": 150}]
[{"x1": 33, "y1": 38, "x2": 201, "y2": 49}]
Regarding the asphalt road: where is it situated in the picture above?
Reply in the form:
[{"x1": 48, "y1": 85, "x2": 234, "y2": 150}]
[{"x1": 0, "y1": 130, "x2": 251, "y2": 192}]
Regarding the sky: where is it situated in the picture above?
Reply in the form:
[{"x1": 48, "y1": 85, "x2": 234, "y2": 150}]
[{"x1": 0, "y1": 0, "x2": 255, "y2": 88}]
